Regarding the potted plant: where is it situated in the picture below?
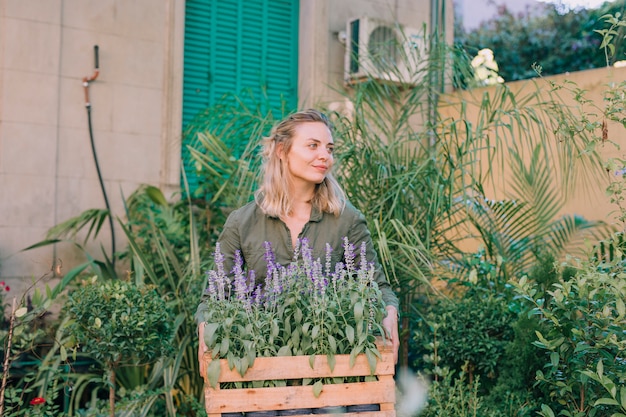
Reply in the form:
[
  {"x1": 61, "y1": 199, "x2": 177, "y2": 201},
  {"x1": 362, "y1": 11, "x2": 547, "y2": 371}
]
[{"x1": 198, "y1": 238, "x2": 396, "y2": 416}]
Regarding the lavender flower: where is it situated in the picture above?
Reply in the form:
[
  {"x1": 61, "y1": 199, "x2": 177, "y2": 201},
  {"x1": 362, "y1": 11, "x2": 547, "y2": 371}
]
[
  {"x1": 325, "y1": 243, "x2": 333, "y2": 277},
  {"x1": 343, "y1": 237, "x2": 356, "y2": 274},
  {"x1": 201, "y1": 236, "x2": 386, "y2": 364},
  {"x1": 252, "y1": 284, "x2": 264, "y2": 307},
  {"x1": 300, "y1": 238, "x2": 314, "y2": 280},
  {"x1": 208, "y1": 243, "x2": 230, "y2": 300},
  {"x1": 358, "y1": 242, "x2": 370, "y2": 286},
  {"x1": 311, "y1": 258, "x2": 327, "y2": 299},
  {"x1": 204, "y1": 270, "x2": 218, "y2": 299},
  {"x1": 264, "y1": 241, "x2": 277, "y2": 276},
  {"x1": 232, "y1": 250, "x2": 249, "y2": 301},
  {"x1": 332, "y1": 261, "x2": 346, "y2": 290}
]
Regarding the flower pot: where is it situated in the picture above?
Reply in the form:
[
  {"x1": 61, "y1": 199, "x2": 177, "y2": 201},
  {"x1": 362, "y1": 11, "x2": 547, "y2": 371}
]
[{"x1": 201, "y1": 338, "x2": 396, "y2": 417}]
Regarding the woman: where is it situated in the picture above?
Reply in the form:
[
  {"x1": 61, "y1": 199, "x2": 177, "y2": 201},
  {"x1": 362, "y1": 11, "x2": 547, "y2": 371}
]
[{"x1": 196, "y1": 109, "x2": 399, "y2": 369}]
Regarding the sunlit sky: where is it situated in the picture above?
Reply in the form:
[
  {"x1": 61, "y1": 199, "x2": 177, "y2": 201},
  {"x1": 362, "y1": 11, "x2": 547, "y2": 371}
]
[{"x1": 537, "y1": 0, "x2": 615, "y2": 10}]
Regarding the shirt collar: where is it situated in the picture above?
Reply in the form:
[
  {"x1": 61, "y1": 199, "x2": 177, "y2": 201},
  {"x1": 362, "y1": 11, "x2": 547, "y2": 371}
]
[{"x1": 310, "y1": 206, "x2": 323, "y2": 222}]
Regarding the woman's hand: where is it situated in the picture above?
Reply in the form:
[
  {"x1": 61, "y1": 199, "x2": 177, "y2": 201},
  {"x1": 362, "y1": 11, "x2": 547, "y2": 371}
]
[
  {"x1": 382, "y1": 305, "x2": 399, "y2": 364},
  {"x1": 198, "y1": 322, "x2": 207, "y2": 378}
]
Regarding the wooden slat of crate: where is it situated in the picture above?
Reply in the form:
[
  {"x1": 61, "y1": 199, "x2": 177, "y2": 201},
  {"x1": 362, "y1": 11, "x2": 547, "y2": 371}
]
[
  {"x1": 205, "y1": 378, "x2": 395, "y2": 413},
  {"x1": 203, "y1": 339, "x2": 395, "y2": 417},
  {"x1": 205, "y1": 346, "x2": 395, "y2": 383}
]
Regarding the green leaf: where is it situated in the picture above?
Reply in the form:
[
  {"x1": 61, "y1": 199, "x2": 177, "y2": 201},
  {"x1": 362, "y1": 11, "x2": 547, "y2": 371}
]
[
  {"x1": 597, "y1": 359, "x2": 604, "y2": 379},
  {"x1": 365, "y1": 348, "x2": 377, "y2": 374},
  {"x1": 204, "y1": 322, "x2": 219, "y2": 346},
  {"x1": 277, "y1": 346, "x2": 292, "y2": 356},
  {"x1": 346, "y1": 325, "x2": 355, "y2": 344},
  {"x1": 594, "y1": 398, "x2": 619, "y2": 406},
  {"x1": 313, "y1": 381, "x2": 324, "y2": 398},
  {"x1": 540, "y1": 404, "x2": 555, "y2": 417},
  {"x1": 15, "y1": 307, "x2": 27, "y2": 318},
  {"x1": 550, "y1": 352, "x2": 559, "y2": 368},
  {"x1": 312, "y1": 325, "x2": 320, "y2": 339},
  {"x1": 354, "y1": 302, "x2": 364, "y2": 321},
  {"x1": 145, "y1": 185, "x2": 168, "y2": 206},
  {"x1": 328, "y1": 335, "x2": 336, "y2": 352},
  {"x1": 621, "y1": 386, "x2": 626, "y2": 409},
  {"x1": 349, "y1": 350, "x2": 357, "y2": 368},
  {"x1": 236, "y1": 357, "x2": 249, "y2": 377},
  {"x1": 207, "y1": 359, "x2": 222, "y2": 389},
  {"x1": 327, "y1": 353, "x2": 336, "y2": 372},
  {"x1": 219, "y1": 338, "x2": 230, "y2": 357}
]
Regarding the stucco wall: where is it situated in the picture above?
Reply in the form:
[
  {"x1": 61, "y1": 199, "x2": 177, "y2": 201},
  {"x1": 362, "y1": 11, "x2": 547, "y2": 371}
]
[
  {"x1": 438, "y1": 66, "x2": 626, "y2": 237},
  {"x1": 0, "y1": 0, "x2": 184, "y2": 291},
  {"x1": 0, "y1": 0, "x2": 447, "y2": 292}
]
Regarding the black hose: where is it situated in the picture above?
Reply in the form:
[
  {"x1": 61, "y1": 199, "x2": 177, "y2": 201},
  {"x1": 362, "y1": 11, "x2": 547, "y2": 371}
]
[
  {"x1": 86, "y1": 104, "x2": 116, "y2": 270},
  {"x1": 85, "y1": 44, "x2": 116, "y2": 270}
]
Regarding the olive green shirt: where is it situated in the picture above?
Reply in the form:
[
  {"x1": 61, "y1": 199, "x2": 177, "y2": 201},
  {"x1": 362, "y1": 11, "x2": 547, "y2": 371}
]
[{"x1": 195, "y1": 201, "x2": 399, "y2": 322}]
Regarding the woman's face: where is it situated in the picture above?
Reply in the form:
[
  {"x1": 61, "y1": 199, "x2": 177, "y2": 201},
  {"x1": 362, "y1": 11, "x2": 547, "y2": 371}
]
[{"x1": 281, "y1": 121, "x2": 334, "y2": 189}]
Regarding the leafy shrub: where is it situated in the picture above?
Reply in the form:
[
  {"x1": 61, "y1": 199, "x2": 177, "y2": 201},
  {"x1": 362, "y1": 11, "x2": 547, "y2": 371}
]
[
  {"x1": 66, "y1": 278, "x2": 175, "y2": 416},
  {"x1": 512, "y1": 238, "x2": 626, "y2": 417},
  {"x1": 413, "y1": 253, "x2": 515, "y2": 390},
  {"x1": 416, "y1": 294, "x2": 514, "y2": 389},
  {"x1": 66, "y1": 279, "x2": 174, "y2": 368}
]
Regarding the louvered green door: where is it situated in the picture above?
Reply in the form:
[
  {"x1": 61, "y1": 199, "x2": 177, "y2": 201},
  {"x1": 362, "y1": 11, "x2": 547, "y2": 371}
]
[{"x1": 182, "y1": 0, "x2": 299, "y2": 193}]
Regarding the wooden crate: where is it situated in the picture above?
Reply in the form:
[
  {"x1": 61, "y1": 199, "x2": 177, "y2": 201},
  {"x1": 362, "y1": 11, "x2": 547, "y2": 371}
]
[{"x1": 202, "y1": 340, "x2": 396, "y2": 417}]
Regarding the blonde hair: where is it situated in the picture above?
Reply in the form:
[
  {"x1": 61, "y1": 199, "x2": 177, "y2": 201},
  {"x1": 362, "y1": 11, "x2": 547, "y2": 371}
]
[{"x1": 255, "y1": 109, "x2": 346, "y2": 217}]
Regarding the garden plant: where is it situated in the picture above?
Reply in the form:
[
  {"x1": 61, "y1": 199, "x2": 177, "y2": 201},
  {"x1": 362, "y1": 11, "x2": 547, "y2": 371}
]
[{"x1": 1, "y1": 7, "x2": 626, "y2": 417}]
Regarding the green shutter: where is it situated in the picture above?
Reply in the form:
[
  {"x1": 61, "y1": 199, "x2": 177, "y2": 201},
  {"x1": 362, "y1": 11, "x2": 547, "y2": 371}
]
[{"x1": 182, "y1": 0, "x2": 299, "y2": 194}]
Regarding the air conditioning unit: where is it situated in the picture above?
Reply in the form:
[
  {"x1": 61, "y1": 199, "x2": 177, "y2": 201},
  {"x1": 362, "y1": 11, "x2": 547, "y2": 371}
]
[{"x1": 344, "y1": 17, "x2": 427, "y2": 86}]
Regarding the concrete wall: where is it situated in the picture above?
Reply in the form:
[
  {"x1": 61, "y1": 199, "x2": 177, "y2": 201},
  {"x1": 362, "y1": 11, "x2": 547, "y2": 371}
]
[
  {"x1": 0, "y1": 0, "x2": 446, "y2": 292},
  {"x1": 438, "y1": 65, "x2": 626, "y2": 237},
  {"x1": 0, "y1": 0, "x2": 184, "y2": 292}
]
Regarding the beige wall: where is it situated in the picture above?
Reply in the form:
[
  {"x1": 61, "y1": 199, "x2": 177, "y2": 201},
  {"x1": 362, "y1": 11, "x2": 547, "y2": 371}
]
[
  {"x1": 438, "y1": 66, "x2": 626, "y2": 234},
  {"x1": 0, "y1": 0, "x2": 444, "y2": 291},
  {"x1": 0, "y1": 0, "x2": 184, "y2": 290}
]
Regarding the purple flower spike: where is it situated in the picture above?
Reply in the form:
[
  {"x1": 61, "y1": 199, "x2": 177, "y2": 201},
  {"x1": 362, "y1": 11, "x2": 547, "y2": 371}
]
[
  {"x1": 342, "y1": 237, "x2": 356, "y2": 274},
  {"x1": 264, "y1": 241, "x2": 276, "y2": 275},
  {"x1": 252, "y1": 284, "x2": 263, "y2": 306},
  {"x1": 299, "y1": 238, "x2": 315, "y2": 280},
  {"x1": 233, "y1": 250, "x2": 248, "y2": 301},
  {"x1": 214, "y1": 242, "x2": 226, "y2": 277},
  {"x1": 359, "y1": 242, "x2": 368, "y2": 271},
  {"x1": 325, "y1": 243, "x2": 333, "y2": 276},
  {"x1": 311, "y1": 260, "x2": 326, "y2": 298},
  {"x1": 211, "y1": 243, "x2": 230, "y2": 300},
  {"x1": 357, "y1": 242, "x2": 370, "y2": 285},
  {"x1": 205, "y1": 270, "x2": 218, "y2": 299}
]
